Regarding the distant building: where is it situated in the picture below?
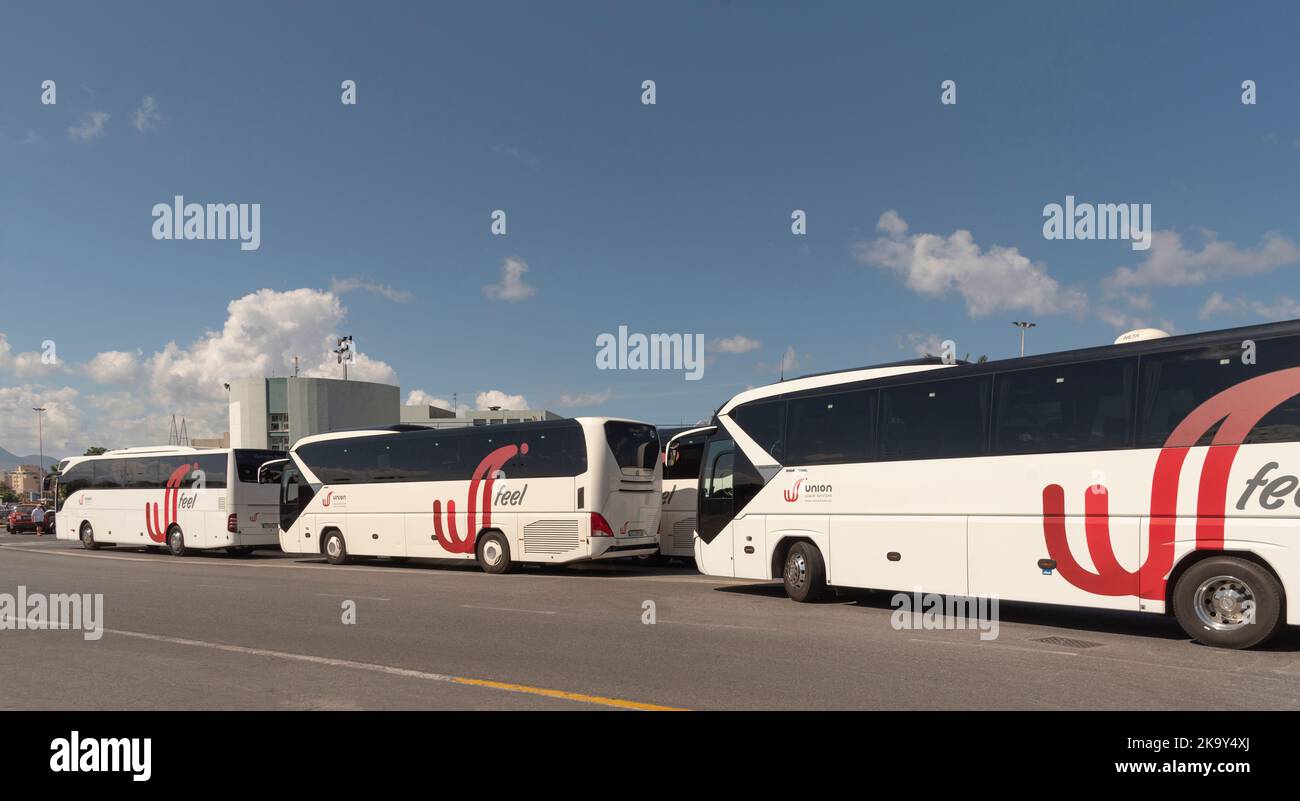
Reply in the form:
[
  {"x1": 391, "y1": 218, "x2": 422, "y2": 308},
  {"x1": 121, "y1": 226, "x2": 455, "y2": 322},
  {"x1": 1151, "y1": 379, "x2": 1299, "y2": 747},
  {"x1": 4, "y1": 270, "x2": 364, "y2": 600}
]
[
  {"x1": 191, "y1": 432, "x2": 231, "y2": 448},
  {"x1": 399, "y1": 403, "x2": 561, "y2": 430},
  {"x1": 6, "y1": 465, "x2": 43, "y2": 500},
  {"x1": 229, "y1": 377, "x2": 399, "y2": 451}
]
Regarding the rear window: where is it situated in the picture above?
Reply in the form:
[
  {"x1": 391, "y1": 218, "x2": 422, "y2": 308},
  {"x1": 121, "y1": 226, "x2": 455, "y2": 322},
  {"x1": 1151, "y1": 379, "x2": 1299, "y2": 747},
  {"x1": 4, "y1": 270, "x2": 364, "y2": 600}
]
[
  {"x1": 235, "y1": 449, "x2": 284, "y2": 483},
  {"x1": 604, "y1": 422, "x2": 660, "y2": 471}
]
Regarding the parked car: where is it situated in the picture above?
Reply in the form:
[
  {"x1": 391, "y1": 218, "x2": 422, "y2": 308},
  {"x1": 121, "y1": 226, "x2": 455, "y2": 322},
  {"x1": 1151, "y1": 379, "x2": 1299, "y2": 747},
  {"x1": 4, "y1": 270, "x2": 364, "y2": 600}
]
[{"x1": 6, "y1": 504, "x2": 40, "y2": 534}]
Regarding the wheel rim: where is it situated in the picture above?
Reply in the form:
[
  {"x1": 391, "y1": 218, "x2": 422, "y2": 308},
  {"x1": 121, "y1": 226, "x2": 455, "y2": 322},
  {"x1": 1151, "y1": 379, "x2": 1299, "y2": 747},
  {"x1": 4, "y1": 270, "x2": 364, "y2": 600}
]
[
  {"x1": 326, "y1": 537, "x2": 341, "y2": 559},
  {"x1": 785, "y1": 551, "x2": 807, "y2": 590},
  {"x1": 170, "y1": 530, "x2": 181, "y2": 550},
  {"x1": 481, "y1": 539, "x2": 502, "y2": 566},
  {"x1": 82, "y1": 526, "x2": 92, "y2": 543},
  {"x1": 1193, "y1": 574, "x2": 1256, "y2": 631}
]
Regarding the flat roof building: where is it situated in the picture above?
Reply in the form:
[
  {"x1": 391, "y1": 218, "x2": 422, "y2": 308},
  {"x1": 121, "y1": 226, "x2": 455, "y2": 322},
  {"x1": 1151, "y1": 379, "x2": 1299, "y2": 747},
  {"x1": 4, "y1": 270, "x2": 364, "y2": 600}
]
[
  {"x1": 399, "y1": 403, "x2": 561, "y2": 430},
  {"x1": 229, "y1": 377, "x2": 399, "y2": 451}
]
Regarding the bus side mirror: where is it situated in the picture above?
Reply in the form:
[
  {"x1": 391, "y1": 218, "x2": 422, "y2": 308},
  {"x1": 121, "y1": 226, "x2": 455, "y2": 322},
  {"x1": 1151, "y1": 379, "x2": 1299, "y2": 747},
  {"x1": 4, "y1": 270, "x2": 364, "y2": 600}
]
[{"x1": 665, "y1": 447, "x2": 679, "y2": 467}]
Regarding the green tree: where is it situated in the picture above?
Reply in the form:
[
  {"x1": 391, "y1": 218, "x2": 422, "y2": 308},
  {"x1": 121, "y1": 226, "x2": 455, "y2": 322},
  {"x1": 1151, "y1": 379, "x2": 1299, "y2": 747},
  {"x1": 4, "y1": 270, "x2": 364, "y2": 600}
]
[{"x1": 83, "y1": 446, "x2": 108, "y2": 456}]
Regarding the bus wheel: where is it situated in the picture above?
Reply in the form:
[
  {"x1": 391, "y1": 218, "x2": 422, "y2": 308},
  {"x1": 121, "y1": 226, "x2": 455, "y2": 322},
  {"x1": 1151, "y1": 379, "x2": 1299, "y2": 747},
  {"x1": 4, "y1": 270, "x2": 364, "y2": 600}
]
[
  {"x1": 1173, "y1": 556, "x2": 1284, "y2": 649},
  {"x1": 167, "y1": 526, "x2": 187, "y2": 557},
  {"x1": 476, "y1": 531, "x2": 513, "y2": 575},
  {"x1": 322, "y1": 531, "x2": 349, "y2": 565},
  {"x1": 80, "y1": 522, "x2": 99, "y2": 551},
  {"x1": 783, "y1": 542, "x2": 827, "y2": 603}
]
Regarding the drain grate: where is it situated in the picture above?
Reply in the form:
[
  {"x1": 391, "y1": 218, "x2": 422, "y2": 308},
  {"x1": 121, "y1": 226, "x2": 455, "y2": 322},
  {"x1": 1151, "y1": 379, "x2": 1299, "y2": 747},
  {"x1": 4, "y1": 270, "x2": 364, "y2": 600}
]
[{"x1": 1032, "y1": 635, "x2": 1104, "y2": 649}]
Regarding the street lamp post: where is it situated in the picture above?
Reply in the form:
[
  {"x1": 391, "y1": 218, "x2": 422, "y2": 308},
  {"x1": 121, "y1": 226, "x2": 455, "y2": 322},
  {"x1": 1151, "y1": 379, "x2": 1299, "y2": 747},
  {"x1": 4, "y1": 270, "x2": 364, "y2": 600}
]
[
  {"x1": 1012, "y1": 321, "x2": 1037, "y2": 357},
  {"x1": 32, "y1": 407, "x2": 46, "y2": 502},
  {"x1": 334, "y1": 336, "x2": 353, "y2": 381}
]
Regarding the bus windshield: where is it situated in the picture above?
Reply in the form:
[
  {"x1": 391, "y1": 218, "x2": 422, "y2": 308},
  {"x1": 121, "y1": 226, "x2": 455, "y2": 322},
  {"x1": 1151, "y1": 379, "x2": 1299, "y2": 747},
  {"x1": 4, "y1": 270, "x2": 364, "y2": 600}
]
[
  {"x1": 604, "y1": 422, "x2": 660, "y2": 472},
  {"x1": 235, "y1": 449, "x2": 285, "y2": 483}
]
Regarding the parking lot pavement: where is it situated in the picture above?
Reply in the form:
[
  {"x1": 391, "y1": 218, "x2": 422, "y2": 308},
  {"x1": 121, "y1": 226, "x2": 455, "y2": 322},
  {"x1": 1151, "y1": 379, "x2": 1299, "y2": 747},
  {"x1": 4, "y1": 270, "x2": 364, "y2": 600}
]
[{"x1": 2, "y1": 536, "x2": 1300, "y2": 710}]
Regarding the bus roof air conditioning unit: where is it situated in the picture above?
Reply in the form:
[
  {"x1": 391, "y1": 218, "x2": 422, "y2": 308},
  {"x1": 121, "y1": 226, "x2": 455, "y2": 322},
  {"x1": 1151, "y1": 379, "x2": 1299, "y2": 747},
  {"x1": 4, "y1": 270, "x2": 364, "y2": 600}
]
[{"x1": 1114, "y1": 328, "x2": 1171, "y2": 345}]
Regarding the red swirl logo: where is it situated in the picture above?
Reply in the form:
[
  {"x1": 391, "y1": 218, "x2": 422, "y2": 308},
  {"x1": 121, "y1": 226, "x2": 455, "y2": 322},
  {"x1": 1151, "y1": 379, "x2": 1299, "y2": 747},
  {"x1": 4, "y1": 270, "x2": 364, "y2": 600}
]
[
  {"x1": 783, "y1": 477, "x2": 805, "y2": 503},
  {"x1": 144, "y1": 462, "x2": 197, "y2": 543},
  {"x1": 433, "y1": 442, "x2": 527, "y2": 554},
  {"x1": 1042, "y1": 366, "x2": 1300, "y2": 600}
]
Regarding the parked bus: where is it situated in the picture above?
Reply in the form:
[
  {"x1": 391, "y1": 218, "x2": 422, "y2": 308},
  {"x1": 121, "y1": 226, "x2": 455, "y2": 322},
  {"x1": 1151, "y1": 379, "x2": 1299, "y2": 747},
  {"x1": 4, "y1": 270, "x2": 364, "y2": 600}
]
[
  {"x1": 54, "y1": 446, "x2": 284, "y2": 555},
  {"x1": 694, "y1": 320, "x2": 1300, "y2": 648},
  {"x1": 268, "y1": 418, "x2": 662, "y2": 572},
  {"x1": 658, "y1": 426, "x2": 712, "y2": 561}
]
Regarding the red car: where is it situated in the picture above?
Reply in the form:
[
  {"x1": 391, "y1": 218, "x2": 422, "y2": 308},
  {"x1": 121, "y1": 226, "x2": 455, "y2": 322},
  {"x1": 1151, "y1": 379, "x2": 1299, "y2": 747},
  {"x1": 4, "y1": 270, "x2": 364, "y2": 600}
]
[{"x1": 6, "y1": 505, "x2": 44, "y2": 534}]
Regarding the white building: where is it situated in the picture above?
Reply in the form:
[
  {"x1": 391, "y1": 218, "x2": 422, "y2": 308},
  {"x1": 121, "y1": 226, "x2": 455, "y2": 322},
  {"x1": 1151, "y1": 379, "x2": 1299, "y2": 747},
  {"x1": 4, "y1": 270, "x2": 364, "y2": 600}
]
[
  {"x1": 399, "y1": 403, "x2": 561, "y2": 429},
  {"x1": 229, "y1": 377, "x2": 399, "y2": 451}
]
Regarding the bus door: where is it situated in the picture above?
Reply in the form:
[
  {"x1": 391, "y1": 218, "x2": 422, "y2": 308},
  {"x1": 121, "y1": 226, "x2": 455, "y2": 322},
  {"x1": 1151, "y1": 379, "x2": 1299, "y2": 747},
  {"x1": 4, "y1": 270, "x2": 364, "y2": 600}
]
[
  {"x1": 697, "y1": 434, "x2": 736, "y2": 576},
  {"x1": 276, "y1": 462, "x2": 316, "y2": 550}
]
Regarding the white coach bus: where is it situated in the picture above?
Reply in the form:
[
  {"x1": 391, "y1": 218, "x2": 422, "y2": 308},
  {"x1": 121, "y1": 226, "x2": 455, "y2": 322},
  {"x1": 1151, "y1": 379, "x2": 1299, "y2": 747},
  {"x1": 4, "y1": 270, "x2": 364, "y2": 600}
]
[
  {"x1": 54, "y1": 446, "x2": 284, "y2": 555},
  {"x1": 657, "y1": 426, "x2": 712, "y2": 560},
  {"x1": 268, "y1": 418, "x2": 662, "y2": 572},
  {"x1": 694, "y1": 320, "x2": 1300, "y2": 649}
]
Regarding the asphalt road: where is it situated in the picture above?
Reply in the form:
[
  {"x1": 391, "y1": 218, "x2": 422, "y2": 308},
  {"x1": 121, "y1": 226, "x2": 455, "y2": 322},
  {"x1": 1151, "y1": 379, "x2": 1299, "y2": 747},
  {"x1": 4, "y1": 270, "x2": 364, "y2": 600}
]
[{"x1": 3, "y1": 532, "x2": 1300, "y2": 710}]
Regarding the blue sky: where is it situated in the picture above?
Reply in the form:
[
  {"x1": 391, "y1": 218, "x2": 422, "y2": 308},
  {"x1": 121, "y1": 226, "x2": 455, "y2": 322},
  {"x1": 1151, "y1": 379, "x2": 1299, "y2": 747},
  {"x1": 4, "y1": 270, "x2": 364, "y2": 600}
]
[{"x1": 2, "y1": 1, "x2": 1299, "y2": 455}]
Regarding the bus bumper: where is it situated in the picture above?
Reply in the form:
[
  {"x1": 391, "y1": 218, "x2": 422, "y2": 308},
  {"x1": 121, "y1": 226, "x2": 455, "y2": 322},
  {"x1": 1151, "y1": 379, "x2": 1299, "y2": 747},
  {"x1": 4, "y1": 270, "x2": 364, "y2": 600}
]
[{"x1": 590, "y1": 536, "x2": 658, "y2": 560}]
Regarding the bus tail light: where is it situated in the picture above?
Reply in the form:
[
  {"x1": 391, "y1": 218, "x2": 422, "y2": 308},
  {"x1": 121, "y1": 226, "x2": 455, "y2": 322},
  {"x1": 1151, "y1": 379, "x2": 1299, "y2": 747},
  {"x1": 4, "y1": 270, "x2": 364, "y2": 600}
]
[
  {"x1": 227, "y1": 513, "x2": 238, "y2": 533},
  {"x1": 591, "y1": 513, "x2": 615, "y2": 538}
]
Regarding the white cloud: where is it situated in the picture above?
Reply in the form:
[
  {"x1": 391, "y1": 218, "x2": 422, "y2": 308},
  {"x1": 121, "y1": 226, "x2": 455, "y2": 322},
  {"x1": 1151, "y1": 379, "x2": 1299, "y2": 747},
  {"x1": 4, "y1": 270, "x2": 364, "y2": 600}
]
[
  {"x1": 68, "y1": 111, "x2": 109, "y2": 142},
  {"x1": 1198, "y1": 291, "x2": 1300, "y2": 321},
  {"x1": 898, "y1": 332, "x2": 946, "y2": 357},
  {"x1": 0, "y1": 334, "x2": 59, "y2": 378},
  {"x1": 853, "y1": 210, "x2": 1087, "y2": 317},
  {"x1": 1106, "y1": 229, "x2": 1300, "y2": 289},
  {"x1": 0, "y1": 385, "x2": 83, "y2": 454},
  {"x1": 475, "y1": 390, "x2": 528, "y2": 410},
  {"x1": 81, "y1": 350, "x2": 142, "y2": 384},
  {"x1": 1096, "y1": 308, "x2": 1177, "y2": 334},
  {"x1": 557, "y1": 389, "x2": 612, "y2": 407},
  {"x1": 877, "y1": 209, "x2": 909, "y2": 237},
  {"x1": 483, "y1": 256, "x2": 536, "y2": 303},
  {"x1": 404, "y1": 389, "x2": 455, "y2": 410},
  {"x1": 329, "y1": 277, "x2": 413, "y2": 303},
  {"x1": 141, "y1": 288, "x2": 396, "y2": 436},
  {"x1": 133, "y1": 96, "x2": 161, "y2": 132},
  {"x1": 709, "y1": 335, "x2": 761, "y2": 354}
]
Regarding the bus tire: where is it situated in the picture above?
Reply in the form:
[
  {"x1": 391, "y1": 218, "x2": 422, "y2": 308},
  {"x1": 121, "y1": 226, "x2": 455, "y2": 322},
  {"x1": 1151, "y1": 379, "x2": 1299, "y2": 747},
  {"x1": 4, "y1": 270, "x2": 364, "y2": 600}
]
[
  {"x1": 80, "y1": 522, "x2": 99, "y2": 551},
  {"x1": 1172, "y1": 556, "x2": 1284, "y2": 649},
  {"x1": 783, "y1": 541, "x2": 827, "y2": 603},
  {"x1": 167, "y1": 525, "x2": 187, "y2": 557},
  {"x1": 476, "y1": 531, "x2": 513, "y2": 575},
  {"x1": 322, "y1": 530, "x2": 349, "y2": 565}
]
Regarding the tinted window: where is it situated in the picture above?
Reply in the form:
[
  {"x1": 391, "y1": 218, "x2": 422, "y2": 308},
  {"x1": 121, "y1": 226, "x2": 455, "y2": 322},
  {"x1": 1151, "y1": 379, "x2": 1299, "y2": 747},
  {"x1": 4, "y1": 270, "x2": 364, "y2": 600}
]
[
  {"x1": 697, "y1": 434, "x2": 735, "y2": 544},
  {"x1": 664, "y1": 433, "x2": 708, "y2": 480},
  {"x1": 1139, "y1": 337, "x2": 1300, "y2": 447},
  {"x1": 235, "y1": 449, "x2": 283, "y2": 483},
  {"x1": 785, "y1": 390, "x2": 874, "y2": 465},
  {"x1": 993, "y1": 359, "x2": 1137, "y2": 455},
  {"x1": 731, "y1": 401, "x2": 785, "y2": 462},
  {"x1": 298, "y1": 423, "x2": 588, "y2": 484},
  {"x1": 193, "y1": 454, "x2": 228, "y2": 489},
  {"x1": 92, "y1": 459, "x2": 125, "y2": 489},
  {"x1": 603, "y1": 422, "x2": 660, "y2": 471},
  {"x1": 122, "y1": 457, "x2": 160, "y2": 489},
  {"x1": 880, "y1": 376, "x2": 991, "y2": 460}
]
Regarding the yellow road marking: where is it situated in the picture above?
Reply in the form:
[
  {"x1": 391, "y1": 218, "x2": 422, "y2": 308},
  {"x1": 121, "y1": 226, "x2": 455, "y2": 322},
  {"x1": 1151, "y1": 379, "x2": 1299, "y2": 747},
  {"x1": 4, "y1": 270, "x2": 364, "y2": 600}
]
[
  {"x1": 452, "y1": 677, "x2": 685, "y2": 711},
  {"x1": 101, "y1": 627, "x2": 685, "y2": 711}
]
